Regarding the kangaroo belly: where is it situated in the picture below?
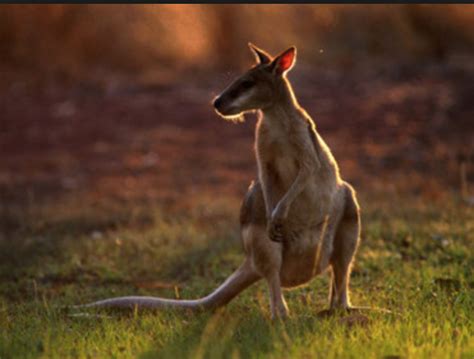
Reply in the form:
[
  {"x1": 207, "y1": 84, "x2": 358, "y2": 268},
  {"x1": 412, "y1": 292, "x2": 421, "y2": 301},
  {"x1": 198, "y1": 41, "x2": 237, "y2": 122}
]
[
  {"x1": 280, "y1": 223, "x2": 335, "y2": 288},
  {"x1": 280, "y1": 244, "x2": 319, "y2": 287}
]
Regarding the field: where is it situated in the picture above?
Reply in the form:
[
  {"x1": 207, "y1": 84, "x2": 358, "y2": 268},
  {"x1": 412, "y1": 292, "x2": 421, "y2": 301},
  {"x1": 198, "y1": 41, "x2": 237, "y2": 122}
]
[
  {"x1": 1, "y1": 5, "x2": 474, "y2": 356},
  {"x1": 1, "y1": 56, "x2": 473, "y2": 358},
  {"x1": 1, "y1": 195, "x2": 473, "y2": 359}
]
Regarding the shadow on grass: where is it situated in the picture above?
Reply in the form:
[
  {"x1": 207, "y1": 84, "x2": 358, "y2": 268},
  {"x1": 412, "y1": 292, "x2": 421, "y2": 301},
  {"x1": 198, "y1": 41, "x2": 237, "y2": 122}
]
[
  {"x1": 0, "y1": 203, "x2": 154, "y2": 292},
  {"x1": 136, "y1": 305, "x2": 381, "y2": 358},
  {"x1": 138, "y1": 308, "x2": 282, "y2": 359}
]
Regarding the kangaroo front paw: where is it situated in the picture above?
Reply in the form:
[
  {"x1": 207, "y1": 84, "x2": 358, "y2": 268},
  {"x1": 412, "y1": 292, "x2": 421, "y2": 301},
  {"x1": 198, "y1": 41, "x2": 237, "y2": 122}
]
[{"x1": 268, "y1": 220, "x2": 285, "y2": 242}]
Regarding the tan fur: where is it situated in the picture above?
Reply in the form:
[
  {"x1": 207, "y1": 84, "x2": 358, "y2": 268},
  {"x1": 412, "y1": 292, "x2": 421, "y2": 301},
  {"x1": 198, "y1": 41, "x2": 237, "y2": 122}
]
[
  {"x1": 76, "y1": 44, "x2": 361, "y2": 320},
  {"x1": 214, "y1": 44, "x2": 361, "y2": 318}
]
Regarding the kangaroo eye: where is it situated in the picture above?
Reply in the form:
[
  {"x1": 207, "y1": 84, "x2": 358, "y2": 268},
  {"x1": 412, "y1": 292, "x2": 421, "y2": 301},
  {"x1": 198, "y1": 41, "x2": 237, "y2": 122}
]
[{"x1": 241, "y1": 80, "x2": 255, "y2": 90}]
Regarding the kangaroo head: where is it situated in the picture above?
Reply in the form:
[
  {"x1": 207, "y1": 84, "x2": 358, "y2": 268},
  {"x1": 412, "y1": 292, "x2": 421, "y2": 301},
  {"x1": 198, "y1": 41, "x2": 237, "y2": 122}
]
[{"x1": 213, "y1": 43, "x2": 297, "y2": 120}]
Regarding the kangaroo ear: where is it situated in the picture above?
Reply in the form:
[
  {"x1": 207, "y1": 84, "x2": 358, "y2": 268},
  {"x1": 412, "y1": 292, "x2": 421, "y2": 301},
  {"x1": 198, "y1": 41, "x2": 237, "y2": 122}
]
[
  {"x1": 271, "y1": 47, "x2": 297, "y2": 75},
  {"x1": 248, "y1": 43, "x2": 271, "y2": 64}
]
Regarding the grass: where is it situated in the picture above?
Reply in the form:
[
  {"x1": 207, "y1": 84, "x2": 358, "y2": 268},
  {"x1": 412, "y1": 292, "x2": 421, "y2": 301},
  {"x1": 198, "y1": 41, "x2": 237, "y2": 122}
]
[{"x1": 0, "y1": 189, "x2": 473, "y2": 359}]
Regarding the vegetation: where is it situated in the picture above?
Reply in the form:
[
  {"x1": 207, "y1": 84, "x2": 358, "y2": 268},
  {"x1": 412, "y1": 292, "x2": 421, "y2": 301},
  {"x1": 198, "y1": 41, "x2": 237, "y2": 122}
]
[
  {"x1": 1, "y1": 187, "x2": 472, "y2": 358},
  {"x1": 1, "y1": 5, "x2": 473, "y2": 357}
]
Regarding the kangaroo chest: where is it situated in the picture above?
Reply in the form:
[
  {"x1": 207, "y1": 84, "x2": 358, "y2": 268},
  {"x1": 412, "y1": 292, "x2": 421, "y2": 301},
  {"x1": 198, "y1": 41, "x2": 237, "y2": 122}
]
[
  {"x1": 257, "y1": 130, "x2": 299, "y2": 191},
  {"x1": 255, "y1": 116, "x2": 337, "y2": 225}
]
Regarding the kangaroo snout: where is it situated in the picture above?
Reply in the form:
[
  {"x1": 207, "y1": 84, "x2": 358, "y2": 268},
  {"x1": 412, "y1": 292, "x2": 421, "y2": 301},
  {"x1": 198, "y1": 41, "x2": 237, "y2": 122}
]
[
  {"x1": 213, "y1": 96, "x2": 223, "y2": 111},
  {"x1": 213, "y1": 95, "x2": 238, "y2": 117}
]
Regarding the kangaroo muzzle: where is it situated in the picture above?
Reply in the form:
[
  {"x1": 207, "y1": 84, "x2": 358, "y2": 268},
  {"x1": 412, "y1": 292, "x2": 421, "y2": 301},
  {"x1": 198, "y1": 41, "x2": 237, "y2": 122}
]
[{"x1": 213, "y1": 95, "x2": 241, "y2": 117}]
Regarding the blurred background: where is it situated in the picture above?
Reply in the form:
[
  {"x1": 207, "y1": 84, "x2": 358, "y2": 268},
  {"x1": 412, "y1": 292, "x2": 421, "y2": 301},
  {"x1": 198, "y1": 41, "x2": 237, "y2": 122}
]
[
  {"x1": 1, "y1": 5, "x2": 474, "y2": 79},
  {"x1": 1, "y1": 5, "x2": 473, "y2": 234}
]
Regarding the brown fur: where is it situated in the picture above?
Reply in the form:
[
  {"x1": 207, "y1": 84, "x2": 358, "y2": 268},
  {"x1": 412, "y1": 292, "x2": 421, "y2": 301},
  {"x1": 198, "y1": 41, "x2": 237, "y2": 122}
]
[
  {"x1": 215, "y1": 44, "x2": 361, "y2": 318},
  {"x1": 76, "y1": 44, "x2": 361, "y2": 320}
]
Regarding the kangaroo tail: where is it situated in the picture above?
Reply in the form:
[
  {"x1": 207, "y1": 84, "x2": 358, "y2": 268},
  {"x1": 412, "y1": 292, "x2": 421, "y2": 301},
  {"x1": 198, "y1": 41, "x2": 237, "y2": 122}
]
[{"x1": 73, "y1": 260, "x2": 260, "y2": 311}]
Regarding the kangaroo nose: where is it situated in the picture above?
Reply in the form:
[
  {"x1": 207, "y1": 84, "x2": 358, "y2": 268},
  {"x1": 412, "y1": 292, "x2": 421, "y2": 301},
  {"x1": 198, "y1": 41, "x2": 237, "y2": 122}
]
[{"x1": 213, "y1": 96, "x2": 223, "y2": 110}]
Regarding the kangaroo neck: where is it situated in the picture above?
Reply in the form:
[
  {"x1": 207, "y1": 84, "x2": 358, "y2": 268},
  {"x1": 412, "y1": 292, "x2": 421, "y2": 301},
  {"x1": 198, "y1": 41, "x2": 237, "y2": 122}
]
[{"x1": 261, "y1": 78, "x2": 303, "y2": 127}]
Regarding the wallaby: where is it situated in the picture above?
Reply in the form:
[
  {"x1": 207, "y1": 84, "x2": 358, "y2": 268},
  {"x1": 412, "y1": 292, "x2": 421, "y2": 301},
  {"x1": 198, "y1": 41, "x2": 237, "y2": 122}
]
[{"x1": 75, "y1": 44, "x2": 361, "y2": 319}]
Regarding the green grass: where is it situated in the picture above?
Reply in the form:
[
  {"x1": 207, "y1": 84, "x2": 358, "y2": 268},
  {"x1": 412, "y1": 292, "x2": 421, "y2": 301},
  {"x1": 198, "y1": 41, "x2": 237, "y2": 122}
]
[{"x1": 1, "y1": 191, "x2": 473, "y2": 358}]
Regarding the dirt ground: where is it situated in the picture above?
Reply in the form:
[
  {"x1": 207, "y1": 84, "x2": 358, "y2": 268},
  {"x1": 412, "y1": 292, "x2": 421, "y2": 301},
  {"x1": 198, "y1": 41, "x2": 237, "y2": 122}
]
[{"x1": 1, "y1": 61, "x2": 473, "y2": 226}]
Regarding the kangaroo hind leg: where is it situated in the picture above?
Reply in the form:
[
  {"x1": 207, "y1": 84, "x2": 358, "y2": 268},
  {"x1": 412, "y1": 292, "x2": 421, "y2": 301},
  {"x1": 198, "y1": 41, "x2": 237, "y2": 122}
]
[
  {"x1": 240, "y1": 181, "x2": 288, "y2": 319},
  {"x1": 267, "y1": 271, "x2": 289, "y2": 319},
  {"x1": 329, "y1": 183, "x2": 361, "y2": 309},
  {"x1": 246, "y1": 224, "x2": 288, "y2": 319}
]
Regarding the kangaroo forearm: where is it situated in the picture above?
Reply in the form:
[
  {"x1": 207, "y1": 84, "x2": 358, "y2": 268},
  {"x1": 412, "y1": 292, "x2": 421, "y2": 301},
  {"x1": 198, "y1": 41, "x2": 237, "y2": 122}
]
[
  {"x1": 278, "y1": 148, "x2": 319, "y2": 211},
  {"x1": 261, "y1": 178, "x2": 278, "y2": 218},
  {"x1": 275, "y1": 167, "x2": 312, "y2": 215}
]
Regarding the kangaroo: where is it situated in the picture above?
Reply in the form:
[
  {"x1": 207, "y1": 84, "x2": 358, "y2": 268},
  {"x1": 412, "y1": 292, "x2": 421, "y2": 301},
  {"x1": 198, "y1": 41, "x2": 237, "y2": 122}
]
[{"x1": 75, "y1": 44, "x2": 361, "y2": 319}]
